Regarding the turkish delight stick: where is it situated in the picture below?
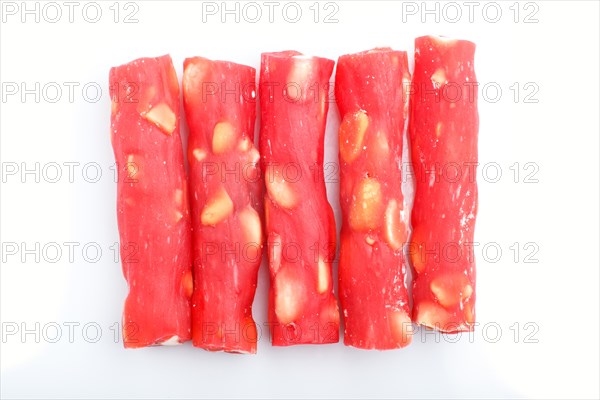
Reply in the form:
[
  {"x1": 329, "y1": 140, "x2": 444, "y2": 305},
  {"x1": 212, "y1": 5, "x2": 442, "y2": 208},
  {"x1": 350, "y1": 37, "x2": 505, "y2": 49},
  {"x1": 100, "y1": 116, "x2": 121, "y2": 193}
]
[
  {"x1": 109, "y1": 55, "x2": 193, "y2": 348},
  {"x1": 259, "y1": 51, "x2": 340, "y2": 346},
  {"x1": 409, "y1": 36, "x2": 479, "y2": 333},
  {"x1": 183, "y1": 57, "x2": 263, "y2": 354},
  {"x1": 335, "y1": 48, "x2": 412, "y2": 349}
]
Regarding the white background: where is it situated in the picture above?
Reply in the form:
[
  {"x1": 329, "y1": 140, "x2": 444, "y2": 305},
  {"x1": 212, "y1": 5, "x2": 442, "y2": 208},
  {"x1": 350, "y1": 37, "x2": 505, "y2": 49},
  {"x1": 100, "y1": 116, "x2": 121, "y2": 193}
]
[{"x1": 1, "y1": 1, "x2": 599, "y2": 398}]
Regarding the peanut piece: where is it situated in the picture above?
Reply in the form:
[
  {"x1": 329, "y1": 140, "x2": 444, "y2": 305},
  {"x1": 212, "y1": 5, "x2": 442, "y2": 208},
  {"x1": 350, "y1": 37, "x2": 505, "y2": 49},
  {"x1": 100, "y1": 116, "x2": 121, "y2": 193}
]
[
  {"x1": 339, "y1": 110, "x2": 369, "y2": 163},
  {"x1": 384, "y1": 199, "x2": 406, "y2": 251},
  {"x1": 192, "y1": 148, "x2": 207, "y2": 162},
  {"x1": 430, "y1": 274, "x2": 473, "y2": 308},
  {"x1": 160, "y1": 336, "x2": 181, "y2": 346},
  {"x1": 183, "y1": 60, "x2": 206, "y2": 95},
  {"x1": 111, "y1": 98, "x2": 118, "y2": 115},
  {"x1": 212, "y1": 121, "x2": 236, "y2": 154},
  {"x1": 143, "y1": 103, "x2": 176, "y2": 135},
  {"x1": 201, "y1": 186, "x2": 234, "y2": 226},
  {"x1": 269, "y1": 233, "x2": 282, "y2": 273},
  {"x1": 436, "y1": 122, "x2": 443, "y2": 137},
  {"x1": 415, "y1": 301, "x2": 452, "y2": 330},
  {"x1": 248, "y1": 147, "x2": 260, "y2": 165},
  {"x1": 431, "y1": 68, "x2": 447, "y2": 88},
  {"x1": 136, "y1": 86, "x2": 157, "y2": 115},
  {"x1": 286, "y1": 57, "x2": 312, "y2": 100},
  {"x1": 174, "y1": 189, "x2": 184, "y2": 207},
  {"x1": 265, "y1": 165, "x2": 297, "y2": 209},
  {"x1": 402, "y1": 75, "x2": 411, "y2": 113},
  {"x1": 389, "y1": 310, "x2": 413, "y2": 347},
  {"x1": 372, "y1": 130, "x2": 390, "y2": 159},
  {"x1": 174, "y1": 211, "x2": 184, "y2": 223},
  {"x1": 274, "y1": 268, "x2": 305, "y2": 324},
  {"x1": 409, "y1": 233, "x2": 427, "y2": 274},
  {"x1": 125, "y1": 154, "x2": 142, "y2": 182},
  {"x1": 239, "y1": 205, "x2": 262, "y2": 247},
  {"x1": 182, "y1": 270, "x2": 193, "y2": 298},
  {"x1": 317, "y1": 258, "x2": 330, "y2": 294},
  {"x1": 240, "y1": 205, "x2": 262, "y2": 262},
  {"x1": 238, "y1": 136, "x2": 252, "y2": 152},
  {"x1": 349, "y1": 177, "x2": 384, "y2": 231}
]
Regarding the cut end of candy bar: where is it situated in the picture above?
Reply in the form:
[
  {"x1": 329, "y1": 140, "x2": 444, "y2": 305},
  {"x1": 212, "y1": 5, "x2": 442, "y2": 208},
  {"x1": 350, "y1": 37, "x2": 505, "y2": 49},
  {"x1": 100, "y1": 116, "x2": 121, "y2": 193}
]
[
  {"x1": 414, "y1": 301, "x2": 473, "y2": 333},
  {"x1": 415, "y1": 35, "x2": 476, "y2": 59},
  {"x1": 160, "y1": 335, "x2": 182, "y2": 346}
]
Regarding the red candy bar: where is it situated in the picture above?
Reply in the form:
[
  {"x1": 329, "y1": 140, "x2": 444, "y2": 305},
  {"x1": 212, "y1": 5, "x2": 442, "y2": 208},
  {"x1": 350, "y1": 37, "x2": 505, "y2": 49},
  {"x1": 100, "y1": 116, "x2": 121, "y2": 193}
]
[
  {"x1": 109, "y1": 55, "x2": 193, "y2": 347},
  {"x1": 335, "y1": 48, "x2": 413, "y2": 349},
  {"x1": 259, "y1": 51, "x2": 340, "y2": 346},
  {"x1": 183, "y1": 57, "x2": 263, "y2": 353},
  {"x1": 409, "y1": 36, "x2": 479, "y2": 332}
]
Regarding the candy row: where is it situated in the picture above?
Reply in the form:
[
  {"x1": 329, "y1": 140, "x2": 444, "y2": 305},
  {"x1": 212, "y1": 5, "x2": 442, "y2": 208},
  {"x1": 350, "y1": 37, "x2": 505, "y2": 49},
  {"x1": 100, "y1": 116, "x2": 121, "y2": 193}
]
[{"x1": 109, "y1": 35, "x2": 478, "y2": 352}]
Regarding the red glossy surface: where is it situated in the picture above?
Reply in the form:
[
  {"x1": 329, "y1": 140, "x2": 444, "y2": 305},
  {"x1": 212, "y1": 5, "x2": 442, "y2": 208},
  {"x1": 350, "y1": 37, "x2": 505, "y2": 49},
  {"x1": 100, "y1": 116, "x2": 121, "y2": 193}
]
[
  {"x1": 183, "y1": 57, "x2": 263, "y2": 353},
  {"x1": 335, "y1": 48, "x2": 412, "y2": 349},
  {"x1": 409, "y1": 36, "x2": 479, "y2": 333},
  {"x1": 109, "y1": 55, "x2": 192, "y2": 347},
  {"x1": 259, "y1": 51, "x2": 340, "y2": 346}
]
